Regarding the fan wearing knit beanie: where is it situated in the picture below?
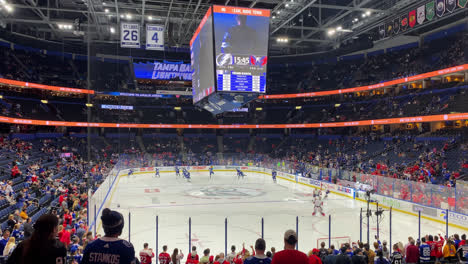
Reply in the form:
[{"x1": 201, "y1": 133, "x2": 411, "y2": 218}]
[{"x1": 82, "y1": 208, "x2": 136, "y2": 264}]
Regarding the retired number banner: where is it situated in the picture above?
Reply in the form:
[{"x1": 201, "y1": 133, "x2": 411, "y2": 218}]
[
  {"x1": 146, "y1": 24, "x2": 165, "y2": 50},
  {"x1": 121, "y1": 23, "x2": 140, "y2": 48}
]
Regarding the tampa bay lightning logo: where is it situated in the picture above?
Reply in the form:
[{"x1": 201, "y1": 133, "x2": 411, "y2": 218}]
[
  {"x1": 216, "y1": 53, "x2": 233, "y2": 66},
  {"x1": 250, "y1": 55, "x2": 267, "y2": 66}
]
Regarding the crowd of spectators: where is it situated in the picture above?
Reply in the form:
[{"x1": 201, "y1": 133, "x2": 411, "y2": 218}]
[{"x1": 0, "y1": 135, "x2": 118, "y2": 263}]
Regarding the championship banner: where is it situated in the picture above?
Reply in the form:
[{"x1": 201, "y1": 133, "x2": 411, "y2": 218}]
[
  {"x1": 385, "y1": 22, "x2": 393, "y2": 37},
  {"x1": 401, "y1": 14, "x2": 408, "y2": 31},
  {"x1": 417, "y1": 5, "x2": 426, "y2": 25},
  {"x1": 446, "y1": 0, "x2": 456, "y2": 12},
  {"x1": 436, "y1": 0, "x2": 445, "y2": 17},
  {"x1": 120, "y1": 23, "x2": 140, "y2": 48},
  {"x1": 426, "y1": 1, "x2": 436, "y2": 20},
  {"x1": 393, "y1": 18, "x2": 400, "y2": 34},
  {"x1": 146, "y1": 24, "x2": 165, "y2": 50},
  {"x1": 409, "y1": 10, "x2": 416, "y2": 28},
  {"x1": 459, "y1": 0, "x2": 467, "y2": 8},
  {"x1": 378, "y1": 24, "x2": 385, "y2": 39}
]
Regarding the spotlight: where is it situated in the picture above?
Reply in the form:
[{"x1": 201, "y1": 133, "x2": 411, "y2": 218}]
[
  {"x1": 366, "y1": 10, "x2": 371, "y2": 16},
  {"x1": 362, "y1": 13, "x2": 366, "y2": 18},
  {"x1": 327, "y1": 29, "x2": 336, "y2": 36},
  {"x1": 110, "y1": 27, "x2": 115, "y2": 34},
  {"x1": 104, "y1": 8, "x2": 109, "y2": 13},
  {"x1": 285, "y1": 3, "x2": 289, "y2": 7},
  {"x1": 336, "y1": 26, "x2": 342, "y2": 31},
  {"x1": 148, "y1": 16, "x2": 153, "y2": 20},
  {"x1": 126, "y1": 13, "x2": 132, "y2": 19}
]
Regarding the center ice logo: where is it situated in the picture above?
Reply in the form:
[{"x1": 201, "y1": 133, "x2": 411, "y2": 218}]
[{"x1": 186, "y1": 186, "x2": 264, "y2": 199}]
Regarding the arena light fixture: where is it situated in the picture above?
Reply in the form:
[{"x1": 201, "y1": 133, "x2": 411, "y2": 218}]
[
  {"x1": 327, "y1": 29, "x2": 336, "y2": 36},
  {"x1": 336, "y1": 26, "x2": 342, "y2": 31},
  {"x1": 362, "y1": 13, "x2": 366, "y2": 18},
  {"x1": 366, "y1": 10, "x2": 371, "y2": 16},
  {"x1": 285, "y1": 3, "x2": 289, "y2": 7},
  {"x1": 85, "y1": 103, "x2": 93, "y2": 107},
  {"x1": 126, "y1": 13, "x2": 132, "y2": 20},
  {"x1": 4, "y1": 4, "x2": 12, "y2": 13},
  {"x1": 174, "y1": 106, "x2": 182, "y2": 111},
  {"x1": 335, "y1": 104, "x2": 341, "y2": 107},
  {"x1": 120, "y1": 14, "x2": 124, "y2": 18},
  {"x1": 148, "y1": 16, "x2": 153, "y2": 20},
  {"x1": 295, "y1": 106, "x2": 302, "y2": 110},
  {"x1": 110, "y1": 27, "x2": 115, "y2": 34},
  {"x1": 256, "y1": 107, "x2": 263, "y2": 111},
  {"x1": 41, "y1": 100, "x2": 48, "y2": 104},
  {"x1": 104, "y1": 8, "x2": 109, "y2": 13},
  {"x1": 0, "y1": 95, "x2": 3, "y2": 99}
]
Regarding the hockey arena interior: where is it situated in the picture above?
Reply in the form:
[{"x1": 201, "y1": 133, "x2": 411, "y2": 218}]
[{"x1": 0, "y1": 0, "x2": 467, "y2": 263}]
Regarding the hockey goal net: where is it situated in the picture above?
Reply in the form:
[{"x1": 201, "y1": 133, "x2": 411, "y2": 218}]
[{"x1": 317, "y1": 236, "x2": 352, "y2": 248}]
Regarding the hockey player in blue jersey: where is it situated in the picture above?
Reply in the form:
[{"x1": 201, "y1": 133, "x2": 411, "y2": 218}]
[
  {"x1": 175, "y1": 167, "x2": 180, "y2": 178},
  {"x1": 128, "y1": 169, "x2": 134, "y2": 177},
  {"x1": 155, "y1": 168, "x2": 160, "y2": 178},
  {"x1": 237, "y1": 168, "x2": 245, "y2": 179},
  {"x1": 82, "y1": 208, "x2": 136, "y2": 264},
  {"x1": 209, "y1": 166, "x2": 214, "y2": 178},
  {"x1": 272, "y1": 170, "x2": 277, "y2": 183},
  {"x1": 183, "y1": 168, "x2": 191, "y2": 182}
]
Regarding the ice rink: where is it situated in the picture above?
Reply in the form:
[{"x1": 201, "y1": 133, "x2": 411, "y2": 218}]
[{"x1": 99, "y1": 169, "x2": 465, "y2": 255}]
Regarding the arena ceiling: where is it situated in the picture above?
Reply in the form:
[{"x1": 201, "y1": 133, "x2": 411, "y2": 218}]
[{"x1": 0, "y1": 0, "x2": 466, "y2": 55}]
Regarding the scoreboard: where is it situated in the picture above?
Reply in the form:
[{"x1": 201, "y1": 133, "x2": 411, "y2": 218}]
[
  {"x1": 213, "y1": 6, "x2": 269, "y2": 93},
  {"x1": 190, "y1": 5, "x2": 270, "y2": 114}
]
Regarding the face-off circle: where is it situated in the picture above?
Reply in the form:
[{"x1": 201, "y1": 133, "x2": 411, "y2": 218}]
[{"x1": 185, "y1": 186, "x2": 265, "y2": 200}]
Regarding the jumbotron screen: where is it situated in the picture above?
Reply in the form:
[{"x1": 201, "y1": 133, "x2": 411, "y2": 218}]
[
  {"x1": 190, "y1": 7, "x2": 216, "y2": 103},
  {"x1": 213, "y1": 6, "x2": 270, "y2": 93}
]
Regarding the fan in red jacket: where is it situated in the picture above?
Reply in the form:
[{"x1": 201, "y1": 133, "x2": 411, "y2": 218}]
[{"x1": 11, "y1": 164, "x2": 21, "y2": 178}]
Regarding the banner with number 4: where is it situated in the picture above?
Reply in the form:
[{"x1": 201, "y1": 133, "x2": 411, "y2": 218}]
[
  {"x1": 146, "y1": 24, "x2": 165, "y2": 50},
  {"x1": 121, "y1": 23, "x2": 140, "y2": 48}
]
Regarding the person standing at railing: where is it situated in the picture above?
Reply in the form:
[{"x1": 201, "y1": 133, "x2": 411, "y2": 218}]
[{"x1": 81, "y1": 208, "x2": 136, "y2": 264}]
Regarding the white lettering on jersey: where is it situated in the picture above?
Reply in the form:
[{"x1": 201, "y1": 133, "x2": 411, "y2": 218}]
[{"x1": 89, "y1": 252, "x2": 121, "y2": 264}]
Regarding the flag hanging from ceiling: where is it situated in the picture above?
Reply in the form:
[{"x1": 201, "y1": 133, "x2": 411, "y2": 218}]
[
  {"x1": 378, "y1": 24, "x2": 385, "y2": 39},
  {"x1": 409, "y1": 10, "x2": 416, "y2": 28},
  {"x1": 436, "y1": 0, "x2": 446, "y2": 17},
  {"x1": 386, "y1": 22, "x2": 393, "y2": 37},
  {"x1": 459, "y1": 0, "x2": 467, "y2": 8},
  {"x1": 446, "y1": 0, "x2": 456, "y2": 12},
  {"x1": 417, "y1": 5, "x2": 426, "y2": 24},
  {"x1": 426, "y1": 1, "x2": 436, "y2": 21},
  {"x1": 393, "y1": 17, "x2": 400, "y2": 34},
  {"x1": 401, "y1": 14, "x2": 408, "y2": 31}
]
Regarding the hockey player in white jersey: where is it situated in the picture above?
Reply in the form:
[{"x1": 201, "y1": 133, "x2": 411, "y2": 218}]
[{"x1": 312, "y1": 196, "x2": 325, "y2": 216}]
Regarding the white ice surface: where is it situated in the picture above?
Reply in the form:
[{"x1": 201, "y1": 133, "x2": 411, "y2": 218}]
[{"x1": 101, "y1": 171, "x2": 464, "y2": 255}]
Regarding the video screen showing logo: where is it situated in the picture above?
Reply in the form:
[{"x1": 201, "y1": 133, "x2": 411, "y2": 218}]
[
  {"x1": 216, "y1": 53, "x2": 233, "y2": 66},
  {"x1": 250, "y1": 55, "x2": 267, "y2": 66}
]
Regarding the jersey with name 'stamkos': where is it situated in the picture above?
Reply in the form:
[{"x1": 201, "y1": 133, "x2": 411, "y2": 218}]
[{"x1": 82, "y1": 237, "x2": 136, "y2": 264}]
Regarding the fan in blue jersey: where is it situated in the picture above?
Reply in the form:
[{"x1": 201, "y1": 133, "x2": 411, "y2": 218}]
[
  {"x1": 419, "y1": 238, "x2": 431, "y2": 263},
  {"x1": 155, "y1": 168, "x2": 160, "y2": 178},
  {"x1": 209, "y1": 166, "x2": 214, "y2": 178},
  {"x1": 128, "y1": 169, "x2": 134, "y2": 177},
  {"x1": 175, "y1": 167, "x2": 180, "y2": 178},
  {"x1": 237, "y1": 168, "x2": 245, "y2": 179},
  {"x1": 82, "y1": 208, "x2": 136, "y2": 264},
  {"x1": 272, "y1": 170, "x2": 277, "y2": 183}
]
